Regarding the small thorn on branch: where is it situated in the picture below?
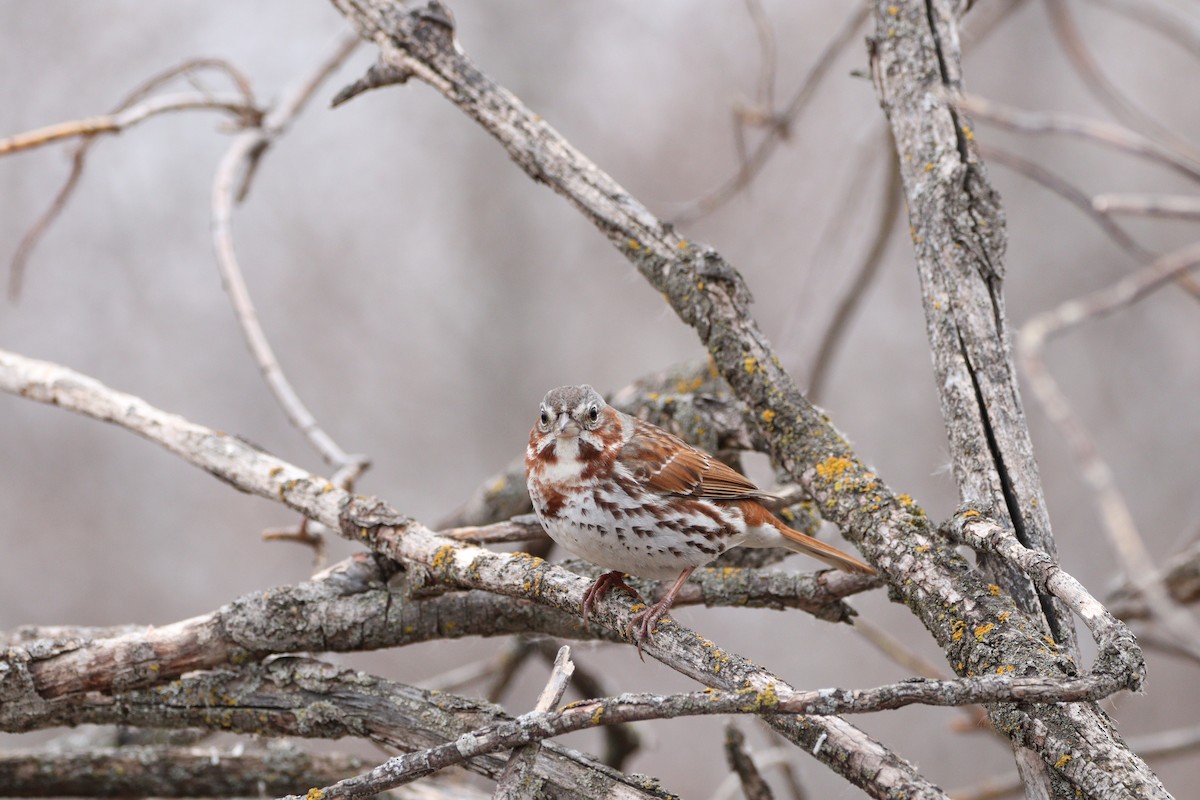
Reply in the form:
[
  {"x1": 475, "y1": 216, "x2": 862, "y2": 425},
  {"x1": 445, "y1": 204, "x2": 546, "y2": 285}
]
[{"x1": 332, "y1": 61, "x2": 413, "y2": 107}]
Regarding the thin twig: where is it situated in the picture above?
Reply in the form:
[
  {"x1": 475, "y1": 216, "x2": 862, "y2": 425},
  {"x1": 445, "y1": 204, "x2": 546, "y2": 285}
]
[
  {"x1": 1044, "y1": 0, "x2": 1200, "y2": 165},
  {"x1": 1092, "y1": 192, "x2": 1200, "y2": 220},
  {"x1": 808, "y1": 142, "x2": 902, "y2": 400},
  {"x1": 1017, "y1": 241, "x2": 1200, "y2": 661},
  {"x1": 0, "y1": 94, "x2": 254, "y2": 156},
  {"x1": 493, "y1": 646, "x2": 574, "y2": 799},
  {"x1": 979, "y1": 144, "x2": 1155, "y2": 262},
  {"x1": 4, "y1": 92, "x2": 258, "y2": 299},
  {"x1": 673, "y1": 5, "x2": 869, "y2": 222},
  {"x1": 210, "y1": 33, "x2": 367, "y2": 483},
  {"x1": 955, "y1": 92, "x2": 1200, "y2": 183}
]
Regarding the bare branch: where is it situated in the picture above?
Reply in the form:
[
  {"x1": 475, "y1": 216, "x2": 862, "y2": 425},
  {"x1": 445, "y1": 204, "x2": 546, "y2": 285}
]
[
  {"x1": 0, "y1": 93, "x2": 255, "y2": 157},
  {"x1": 1109, "y1": 538, "x2": 1200, "y2": 620},
  {"x1": 1092, "y1": 192, "x2": 1200, "y2": 220},
  {"x1": 979, "y1": 144, "x2": 1156, "y2": 262},
  {"x1": 17, "y1": 657, "x2": 676, "y2": 800},
  {"x1": 530, "y1": 639, "x2": 642, "y2": 771},
  {"x1": 949, "y1": 509, "x2": 1144, "y2": 684},
  {"x1": 210, "y1": 33, "x2": 368, "y2": 481},
  {"x1": 956, "y1": 92, "x2": 1200, "y2": 183}
]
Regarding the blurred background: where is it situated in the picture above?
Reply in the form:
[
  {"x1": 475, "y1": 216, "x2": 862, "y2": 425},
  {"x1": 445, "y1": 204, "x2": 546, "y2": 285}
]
[{"x1": 2, "y1": 1, "x2": 1198, "y2": 796}]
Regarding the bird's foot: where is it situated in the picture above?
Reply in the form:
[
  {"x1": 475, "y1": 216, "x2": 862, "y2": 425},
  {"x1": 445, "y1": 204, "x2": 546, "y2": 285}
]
[
  {"x1": 581, "y1": 570, "x2": 644, "y2": 624},
  {"x1": 629, "y1": 598, "x2": 673, "y2": 661}
]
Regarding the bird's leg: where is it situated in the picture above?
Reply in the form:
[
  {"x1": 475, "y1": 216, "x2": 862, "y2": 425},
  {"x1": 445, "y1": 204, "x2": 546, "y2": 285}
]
[
  {"x1": 630, "y1": 566, "x2": 696, "y2": 659},
  {"x1": 581, "y1": 570, "x2": 644, "y2": 623}
]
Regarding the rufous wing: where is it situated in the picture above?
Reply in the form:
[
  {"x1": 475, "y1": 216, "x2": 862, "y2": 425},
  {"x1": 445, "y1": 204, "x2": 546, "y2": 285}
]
[{"x1": 618, "y1": 418, "x2": 769, "y2": 500}]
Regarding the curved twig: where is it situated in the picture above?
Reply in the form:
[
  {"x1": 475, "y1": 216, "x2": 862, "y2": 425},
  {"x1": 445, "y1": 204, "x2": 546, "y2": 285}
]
[{"x1": 210, "y1": 34, "x2": 367, "y2": 483}]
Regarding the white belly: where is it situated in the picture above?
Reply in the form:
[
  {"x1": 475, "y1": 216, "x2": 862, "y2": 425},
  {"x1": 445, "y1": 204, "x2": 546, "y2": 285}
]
[{"x1": 529, "y1": 476, "x2": 747, "y2": 580}]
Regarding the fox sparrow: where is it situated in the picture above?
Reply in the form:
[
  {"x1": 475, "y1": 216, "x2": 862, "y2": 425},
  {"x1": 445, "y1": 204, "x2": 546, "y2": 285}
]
[{"x1": 525, "y1": 384, "x2": 875, "y2": 653}]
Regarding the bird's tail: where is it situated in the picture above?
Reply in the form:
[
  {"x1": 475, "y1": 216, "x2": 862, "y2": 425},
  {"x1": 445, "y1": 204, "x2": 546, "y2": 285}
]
[
  {"x1": 736, "y1": 499, "x2": 875, "y2": 575},
  {"x1": 773, "y1": 521, "x2": 876, "y2": 575}
]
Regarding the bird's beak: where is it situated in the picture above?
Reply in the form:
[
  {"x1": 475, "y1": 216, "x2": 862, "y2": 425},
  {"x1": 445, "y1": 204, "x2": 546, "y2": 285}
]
[{"x1": 556, "y1": 412, "x2": 579, "y2": 436}]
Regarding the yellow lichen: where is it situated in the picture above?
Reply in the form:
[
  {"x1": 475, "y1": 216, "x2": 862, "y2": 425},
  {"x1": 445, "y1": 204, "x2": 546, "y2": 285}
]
[
  {"x1": 815, "y1": 456, "x2": 853, "y2": 480},
  {"x1": 998, "y1": 612, "x2": 1010, "y2": 623},
  {"x1": 962, "y1": 125, "x2": 975, "y2": 141},
  {"x1": 996, "y1": 664, "x2": 1014, "y2": 675},
  {"x1": 591, "y1": 706, "x2": 604, "y2": 725},
  {"x1": 974, "y1": 623, "x2": 994, "y2": 640},
  {"x1": 628, "y1": 239, "x2": 641, "y2": 250},
  {"x1": 431, "y1": 545, "x2": 456, "y2": 571},
  {"x1": 761, "y1": 409, "x2": 776, "y2": 424},
  {"x1": 887, "y1": 5, "x2": 899, "y2": 14},
  {"x1": 923, "y1": 162, "x2": 935, "y2": 172},
  {"x1": 914, "y1": 545, "x2": 930, "y2": 553},
  {"x1": 951, "y1": 620, "x2": 966, "y2": 642},
  {"x1": 1054, "y1": 754, "x2": 1072, "y2": 769},
  {"x1": 988, "y1": 584, "x2": 1001, "y2": 596},
  {"x1": 743, "y1": 356, "x2": 758, "y2": 374},
  {"x1": 306, "y1": 789, "x2": 325, "y2": 800},
  {"x1": 961, "y1": 509, "x2": 981, "y2": 519},
  {"x1": 677, "y1": 239, "x2": 689, "y2": 249}
]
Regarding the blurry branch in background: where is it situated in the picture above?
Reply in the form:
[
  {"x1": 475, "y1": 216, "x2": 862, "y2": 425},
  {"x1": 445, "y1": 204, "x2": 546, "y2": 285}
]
[
  {"x1": 671, "y1": 4, "x2": 867, "y2": 223},
  {"x1": 211, "y1": 32, "x2": 370, "y2": 505},
  {"x1": 1086, "y1": 0, "x2": 1200, "y2": 61},
  {"x1": 1017, "y1": 241, "x2": 1200, "y2": 664},
  {"x1": 806, "y1": 140, "x2": 901, "y2": 401},
  {"x1": 956, "y1": 92, "x2": 1200, "y2": 181},
  {"x1": 2, "y1": 57, "x2": 262, "y2": 299},
  {"x1": 1044, "y1": 0, "x2": 1200, "y2": 165},
  {"x1": 722, "y1": 723, "x2": 776, "y2": 800},
  {"x1": 978, "y1": 143, "x2": 1158, "y2": 263}
]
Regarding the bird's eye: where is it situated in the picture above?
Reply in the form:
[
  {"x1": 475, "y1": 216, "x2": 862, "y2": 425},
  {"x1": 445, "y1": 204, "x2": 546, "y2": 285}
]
[
  {"x1": 587, "y1": 405, "x2": 600, "y2": 423},
  {"x1": 539, "y1": 409, "x2": 550, "y2": 428}
]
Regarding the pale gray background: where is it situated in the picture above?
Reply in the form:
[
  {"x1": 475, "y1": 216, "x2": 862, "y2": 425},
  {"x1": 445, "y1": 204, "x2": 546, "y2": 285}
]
[{"x1": 2, "y1": 1, "x2": 1198, "y2": 796}]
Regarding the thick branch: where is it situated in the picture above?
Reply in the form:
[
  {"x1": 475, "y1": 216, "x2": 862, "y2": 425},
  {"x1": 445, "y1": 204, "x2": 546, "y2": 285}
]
[
  {"x1": 14, "y1": 658, "x2": 674, "y2": 800},
  {"x1": 0, "y1": 744, "x2": 366, "y2": 798}
]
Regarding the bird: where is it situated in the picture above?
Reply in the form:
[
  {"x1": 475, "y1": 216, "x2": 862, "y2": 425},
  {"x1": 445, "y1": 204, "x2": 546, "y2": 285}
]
[{"x1": 525, "y1": 384, "x2": 875, "y2": 653}]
